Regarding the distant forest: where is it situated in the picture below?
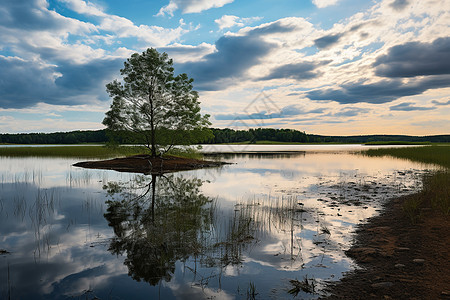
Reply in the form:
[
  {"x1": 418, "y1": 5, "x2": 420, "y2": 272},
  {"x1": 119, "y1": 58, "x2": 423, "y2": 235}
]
[{"x1": 1, "y1": 128, "x2": 449, "y2": 144}]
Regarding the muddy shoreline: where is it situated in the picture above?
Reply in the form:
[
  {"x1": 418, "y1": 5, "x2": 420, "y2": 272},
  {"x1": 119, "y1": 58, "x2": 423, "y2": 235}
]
[
  {"x1": 73, "y1": 154, "x2": 229, "y2": 174},
  {"x1": 322, "y1": 191, "x2": 450, "y2": 299}
]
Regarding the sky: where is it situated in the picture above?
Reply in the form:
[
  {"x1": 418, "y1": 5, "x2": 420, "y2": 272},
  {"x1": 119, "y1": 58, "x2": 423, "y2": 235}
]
[{"x1": 0, "y1": 0, "x2": 449, "y2": 135}]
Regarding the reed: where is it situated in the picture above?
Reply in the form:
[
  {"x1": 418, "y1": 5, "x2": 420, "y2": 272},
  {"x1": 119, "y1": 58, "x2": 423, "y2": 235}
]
[
  {"x1": 364, "y1": 145, "x2": 450, "y2": 169},
  {"x1": 0, "y1": 145, "x2": 145, "y2": 158},
  {"x1": 364, "y1": 145, "x2": 450, "y2": 220}
]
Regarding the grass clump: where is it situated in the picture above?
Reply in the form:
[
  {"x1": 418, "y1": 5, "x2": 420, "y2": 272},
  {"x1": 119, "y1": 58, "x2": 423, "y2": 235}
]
[
  {"x1": 164, "y1": 146, "x2": 204, "y2": 160},
  {"x1": 0, "y1": 145, "x2": 145, "y2": 158}
]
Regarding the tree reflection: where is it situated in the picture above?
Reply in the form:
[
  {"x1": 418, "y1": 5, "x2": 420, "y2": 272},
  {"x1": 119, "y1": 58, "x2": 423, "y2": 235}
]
[
  {"x1": 104, "y1": 174, "x2": 213, "y2": 285},
  {"x1": 103, "y1": 174, "x2": 312, "y2": 288}
]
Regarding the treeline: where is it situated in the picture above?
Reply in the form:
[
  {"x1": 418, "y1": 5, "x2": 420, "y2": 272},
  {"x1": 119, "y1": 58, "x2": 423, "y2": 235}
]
[
  {"x1": 207, "y1": 128, "x2": 317, "y2": 143},
  {"x1": 0, "y1": 130, "x2": 108, "y2": 144},
  {"x1": 1, "y1": 128, "x2": 449, "y2": 144}
]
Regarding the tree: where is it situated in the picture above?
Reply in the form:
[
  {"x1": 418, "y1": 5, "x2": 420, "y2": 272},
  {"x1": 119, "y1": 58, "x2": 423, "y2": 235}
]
[{"x1": 103, "y1": 48, "x2": 211, "y2": 157}]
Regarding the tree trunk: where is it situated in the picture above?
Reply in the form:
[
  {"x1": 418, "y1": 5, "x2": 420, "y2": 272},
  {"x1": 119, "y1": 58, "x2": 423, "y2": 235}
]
[{"x1": 149, "y1": 86, "x2": 157, "y2": 157}]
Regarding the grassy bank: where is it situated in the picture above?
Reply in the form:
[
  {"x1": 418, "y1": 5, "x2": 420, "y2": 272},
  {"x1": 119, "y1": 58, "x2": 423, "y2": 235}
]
[
  {"x1": 0, "y1": 145, "x2": 145, "y2": 158},
  {"x1": 364, "y1": 141, "x2": 432, "y2": 145},
  {"x1": 364, "y1": 145, "x2": 450, "y2": 168},
  {"x1": 364, "y1": 145, "x2": 450, "y2": 221},
  {"x1": 0, "y1": 145, "x2": 205, "y2": 159}
]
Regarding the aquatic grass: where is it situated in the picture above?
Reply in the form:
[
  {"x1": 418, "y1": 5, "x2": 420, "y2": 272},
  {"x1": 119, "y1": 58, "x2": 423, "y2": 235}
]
[
  {"x1": 402, "y1": 194, "x2": 423, "y2": 224},
  {"x1": 288, "y1": 275, "x2": 316, "y2": 296},
  {"x1": 363, "y1": 145, "x2": 450, "y2": 220},
  {"x1": 0, "y1": 145, "x2": 146, "y2": 158},
  {"x1": 364, "y1": 145, "x2": 450, "y2": 169}
]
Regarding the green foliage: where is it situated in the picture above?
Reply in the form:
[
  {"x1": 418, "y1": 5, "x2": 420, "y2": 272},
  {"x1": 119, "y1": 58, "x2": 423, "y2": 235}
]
[
  {"x1": 0, "y1": 130, "x2": 108, "y2": 144},
  {"x1": 103, "y1": 48, "x2": 211, "y2": 156}
]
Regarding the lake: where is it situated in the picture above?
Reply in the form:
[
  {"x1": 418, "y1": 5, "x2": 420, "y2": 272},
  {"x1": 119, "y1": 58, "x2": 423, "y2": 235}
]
[{"x1": 0, "y1": 145, "x2": 435, "y2": 299}]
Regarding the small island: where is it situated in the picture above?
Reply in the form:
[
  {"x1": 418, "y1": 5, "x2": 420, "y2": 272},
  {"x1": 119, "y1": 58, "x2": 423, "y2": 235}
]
[{"x1": 73, "y1": 154, "x2": 228, "y2": 174}]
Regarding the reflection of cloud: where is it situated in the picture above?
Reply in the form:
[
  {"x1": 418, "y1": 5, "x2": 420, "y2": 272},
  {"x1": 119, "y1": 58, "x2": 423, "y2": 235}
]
[{"x1": 168, "y1": 278, "x2": 234, "y2": 300}]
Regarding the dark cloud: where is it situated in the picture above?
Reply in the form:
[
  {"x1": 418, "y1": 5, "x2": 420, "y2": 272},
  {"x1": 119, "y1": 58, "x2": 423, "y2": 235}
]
[
  {"x1": 178, "y1": 35, "x2": 275, "y2": 90},
  {"x1": 389, "y1": 0, "x2": 410, "y2": 11},
  {"x1": 314, "y1": 33, "x2": 343, "y2": 49},
  {"x1": 247, "y1": 21, "x2": 297, "y2": 36},
  {"x1": 259, "y1": 62, "x2": 323, "y2": 81},
  {"x1": 330, "y1": 107, "x2": 370, "y2": 117},
  {"x1": 55, "y1": 59, "x2": 122, "y2": 93},
  {"x1": 374, "y1": 37, "x2": 450, "y2": 78},
  {"x1": 431, "y1": 99, "x2": 450, "y2": 106},
  {"x1": 306, "y1": 76, "x2": 450, "y2": 104},
  {"x1": 215, "y1": 105, "x2": 323, "y2": 120},
  {"x1": 0, "y1": 0, "x2": 81, "y2": 31},
  {"x1": 390, "y1": 102, "x2": 435, "y2": 111},
  {"x1": 0, "y1": 56, "x2": 122, "y2": 109}
]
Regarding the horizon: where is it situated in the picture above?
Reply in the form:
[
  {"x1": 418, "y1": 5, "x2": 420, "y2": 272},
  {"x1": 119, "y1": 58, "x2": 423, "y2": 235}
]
[{"x1": 0, "y1": 0, "x2": 449, "y2": 135}]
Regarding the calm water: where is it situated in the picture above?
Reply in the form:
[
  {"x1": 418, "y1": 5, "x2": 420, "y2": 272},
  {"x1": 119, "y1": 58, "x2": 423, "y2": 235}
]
[{"x1": 0, "y1": 146, "x2": 434, "y2": 299}]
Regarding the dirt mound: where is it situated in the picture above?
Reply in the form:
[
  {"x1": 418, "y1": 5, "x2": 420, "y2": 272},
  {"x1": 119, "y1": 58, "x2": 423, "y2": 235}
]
[{"x1": 73, "y1": 154, "x2": 229, "y2": 174}]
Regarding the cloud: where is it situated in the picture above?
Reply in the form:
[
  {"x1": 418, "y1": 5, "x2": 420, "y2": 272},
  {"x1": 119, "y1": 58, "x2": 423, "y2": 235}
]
[
  {"x1": 374, "y1": 37, "x2": 450, "y2": 78},
  {"x1": 314, "y1": 33, "x2": 344, "y2": 49},
  {"x1": 306, "y1": 76, "x2": 450, "y2": 104},
  {"x1": 215, "y1": 15, "x2": 262, "y2": 30},
  {"x1": 312, "y1": 0, "x2": 340, "y2": 8},
  {"x1": 179, "y1": 35, "x2": 276, "y2": 90},
  {"x1": 0, "y1": 0, "x2": 95, "y2": 34},
  {"x1": 259, "y1": 62, "x2": 324, "y2": 81},
  {"x1": 389, "y1": 0, "x2": 410, "y2": 11},
  {"x1": 215, "y1": 15, "x2": 242, "y2": 30},
  {"x1": 390, "y1": 102, "x2": 435, "y2": 111},
  {"x1": 431, "y1": 99, "x2": 450, "y2": 106},
  {"x1": 246, "y1": 20, "x2": 300, "y2": 37},
  {"x1": 158, "y1": 43, "x2": 215, "y2": 63},
  {"x1": 215, "y1": 105, "x2": 323, "y2": 120},
  {"x1": 157, "y1": 0, "x2": 234, "y2": 16},
  {"x1": 330, "y1": 107, "x2": 370, "y2": 117},
  {"x1": 0, "y1": 55, "x2": 122, "y2": 109}
]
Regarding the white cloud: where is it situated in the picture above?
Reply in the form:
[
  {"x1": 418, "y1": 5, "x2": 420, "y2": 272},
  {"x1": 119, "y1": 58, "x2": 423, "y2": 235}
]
[
  {"x1": 57, "y1": 0, "x2": 106, "y2": 17},
  {"x1": 312, "y1": 0, "x2": 340, "y2": 8},
  {"x1": 215, "y1": 15, "x2": 262, "y2": 30},
  {"x1": 215, "y1": 15, "x2": 241, "y2": 29},
  {"x1": 157, "y1": 0, "x2": 234, "y2": 17}
]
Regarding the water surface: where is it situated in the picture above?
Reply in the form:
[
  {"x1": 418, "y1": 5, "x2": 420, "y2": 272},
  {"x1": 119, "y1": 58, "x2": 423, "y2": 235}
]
[{"x1": 0, "y1": 147, "x2": 434, "y2": 299}]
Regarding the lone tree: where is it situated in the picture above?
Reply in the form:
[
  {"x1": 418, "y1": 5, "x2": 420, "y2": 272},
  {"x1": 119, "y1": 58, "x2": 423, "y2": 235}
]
[{"x1": 103, "y1": 48, "x2": 211, "y2": 157}]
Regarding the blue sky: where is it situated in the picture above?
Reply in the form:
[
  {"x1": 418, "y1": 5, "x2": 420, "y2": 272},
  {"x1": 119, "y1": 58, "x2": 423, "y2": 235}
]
[{"x1": 0, "y1": 0, "x2": 449, "y2": 135}]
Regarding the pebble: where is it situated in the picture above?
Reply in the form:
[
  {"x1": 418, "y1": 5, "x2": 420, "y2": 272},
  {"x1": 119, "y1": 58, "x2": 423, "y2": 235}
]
[
  {"x1": 396, "y1": 247, "x2": 410, "y2": 252},
  {"x1": 413, "y1": 259, "x2": 425, "y2": 265},
  {"x1": 371, "y1": 282, "x2": 394, "y2": 288}
]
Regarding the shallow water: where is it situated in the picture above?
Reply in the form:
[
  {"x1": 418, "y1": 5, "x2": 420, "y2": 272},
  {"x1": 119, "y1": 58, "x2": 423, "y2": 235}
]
[{"x1": 0, "y1": 147, "x2": 435, "y2": 299}]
